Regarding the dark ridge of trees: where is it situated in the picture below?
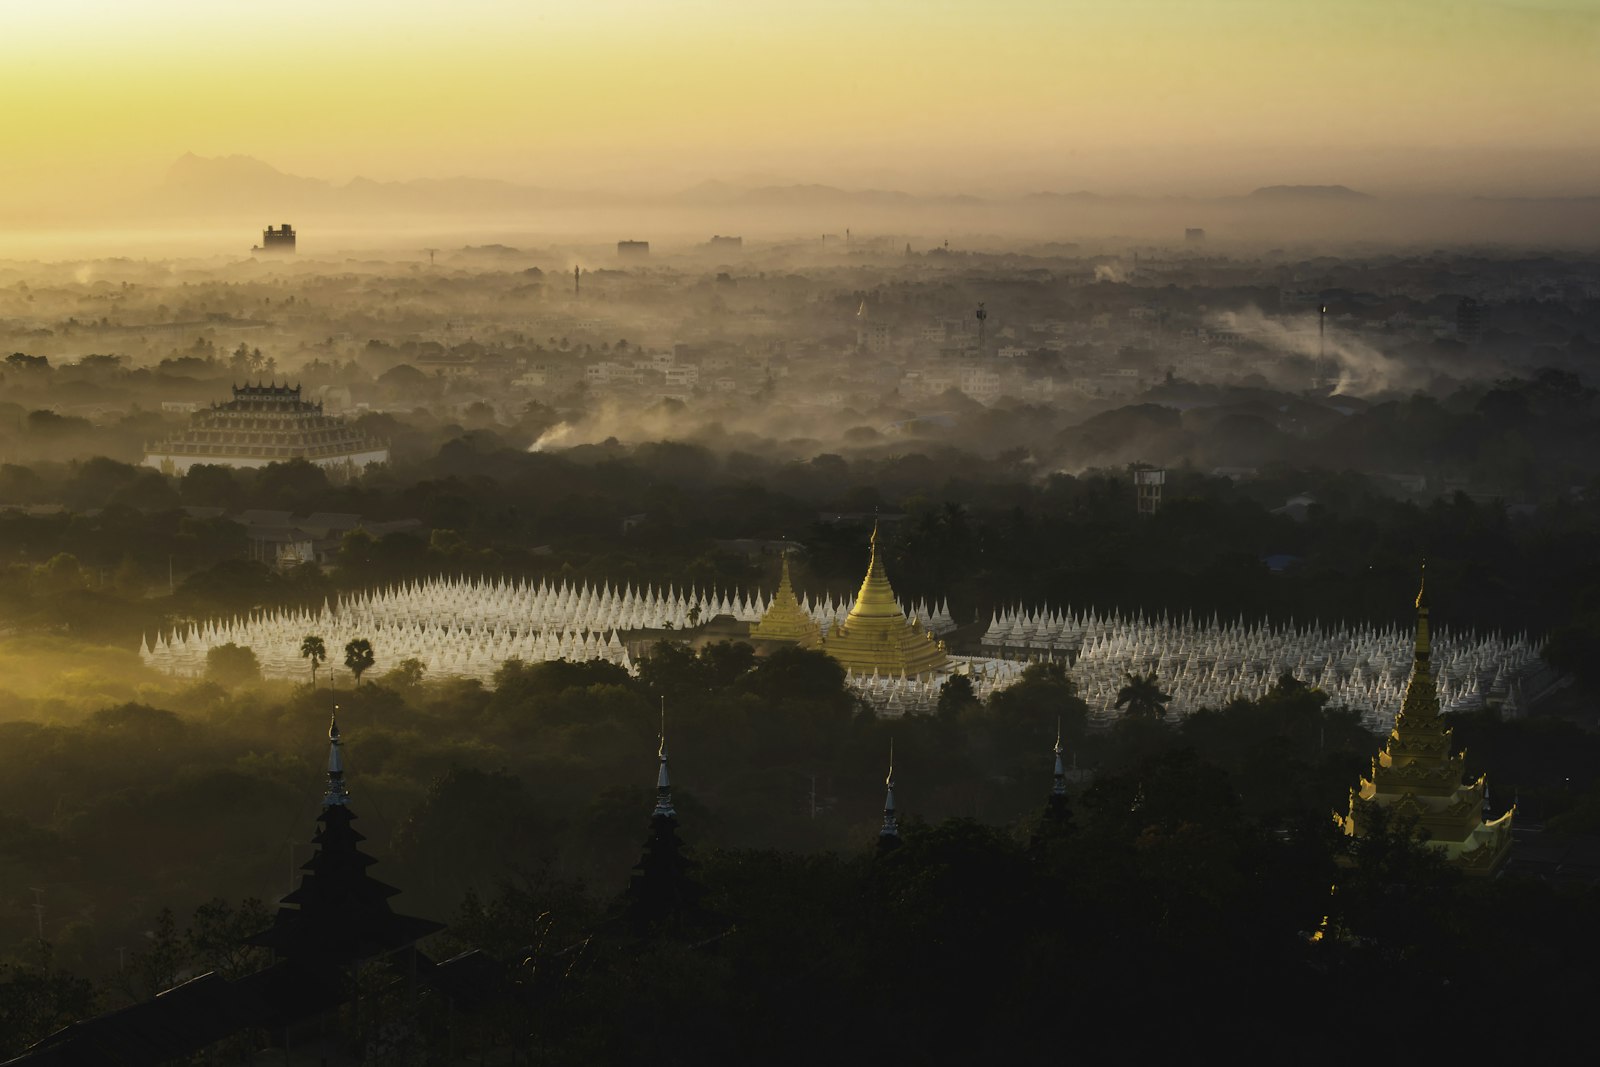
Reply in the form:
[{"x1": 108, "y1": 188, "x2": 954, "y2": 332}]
[{"x1": 2, "y1": 663, "x2": 1594, "y2": 1058}]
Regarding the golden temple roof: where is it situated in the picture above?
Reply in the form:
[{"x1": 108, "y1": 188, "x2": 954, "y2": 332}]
[
  {"x1": 821, "y1": 522, "x2": 949, "y2": 677},
  {"x1": 844, "y1": 523, "x2": 905, "y2": 625},
  {"x1": 1342, "y1": 565, "x2": 1512, "y2": 875},
  {"x1": 750, "y1": 554, "x2": 821, "y2": 648}
]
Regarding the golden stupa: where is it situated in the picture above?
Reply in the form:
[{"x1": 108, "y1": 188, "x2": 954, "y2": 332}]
[
  {"x1": 820, "y1": 523, "x2": 949, "y2": 677},
  {"x1": 750, "y1": 553, "x2": 822, "y2": 648},
  {"x1": 1340, "y1": 566, "x2": 1514, "y2": 876}
]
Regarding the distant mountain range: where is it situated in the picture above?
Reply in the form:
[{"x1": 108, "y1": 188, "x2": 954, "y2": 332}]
[
  {"x1": 157, "y1": 153, "x2": 1396, "y2": 214},
  {"x1": 137, "y1": 154, "x2": 1600, "y2": 247}
]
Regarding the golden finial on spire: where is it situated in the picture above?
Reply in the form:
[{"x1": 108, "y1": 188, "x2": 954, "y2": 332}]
[{"x1": 1412, "y1": 559, "x2": 1432, "y2": 671}]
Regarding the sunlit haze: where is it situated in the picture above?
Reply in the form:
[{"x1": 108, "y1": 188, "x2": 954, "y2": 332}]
[
  {"x1": 6, "y1": 0, "x2": 1599, "y2": 224},
  {"x1": 5, "y1": 3, "x2": 1600, "y2": 1059}
]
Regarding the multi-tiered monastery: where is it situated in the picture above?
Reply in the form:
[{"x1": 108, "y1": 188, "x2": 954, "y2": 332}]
[
  {"x1": 143, "y1": 383, "x2": 388, "y2": 475},
  {"x1": 1341, "y1": 569, "x2": 1515, "y2": 875}
]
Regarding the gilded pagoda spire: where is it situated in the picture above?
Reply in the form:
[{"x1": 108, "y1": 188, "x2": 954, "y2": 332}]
[
  {"x1": 1341, "y1": 567, "x2": 1513, "y2": 875},
  {"x1": 1414, "y1": 560, "x2": 1431, "y2": 666},
  {"x1": 750, "y1": 549, "x2": 821, "y2": 648},
  {"x1": 821, "y1": 522, "x2": 950, "y2": 677},
  {"x1": 1399, "y1": 562, "x2": 1440, "y2": 725},
  {"x1": 848, "y1": 521, "x2": 903, "y2": 624}
]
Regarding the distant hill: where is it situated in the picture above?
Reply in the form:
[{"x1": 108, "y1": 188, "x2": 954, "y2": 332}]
[
  {"x1": 134, "y1": 155, "x2": 1600, "y2": 248},
  {"x1": 736, "y1": 184, "x2": 916, "y2": 207},
  {"x1": 158, "y1": 154, "x2": 1398, "y2": 217},
  {"x1": 161, "y1": 153, "x2": 332, "y2": 211},
  {"x1": 1248, "y1": 184, "x2": 1374, "y2": 201},
  {"x1": 156, "y1": 154, "x2": 572, "y2": 214}
]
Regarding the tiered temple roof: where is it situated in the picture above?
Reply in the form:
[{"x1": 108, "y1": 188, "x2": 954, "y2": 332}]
[
  {"x1": 249, "y1": 713, "x2": 442, "y2": 961},
  {"x1": 144, "y1": 382, "x2": 388, "y2": 473},
  {"x1": 750, "y1": 553, "x2": 822, "y2": 648},
  {"x1": 819, "y1": 524, "x2": 950, "y2": 677},
  {"x1": 1341, "y1": 569, "x2": 1514, "y2": 875}
]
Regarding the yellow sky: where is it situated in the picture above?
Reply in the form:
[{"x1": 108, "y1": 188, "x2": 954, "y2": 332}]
[{"x1": 4, "y1": 0, "x2": 1598, "y2": 208}]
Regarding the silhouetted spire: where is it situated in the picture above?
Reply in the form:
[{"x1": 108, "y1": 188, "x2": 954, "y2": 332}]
[
  {"x1": 1052, "y1": 719, "x2": 1067, "y2": 798},
  {"x1": 625, "y1": 709, "x2": 702, "y2": 936},
  {"x1": 879, "y1": 741, "x2": 901, "y2": 852},
  {"x1": 654, "y1": 701, "x2": 675, "y2": 819},
  {"x1": 323, "y1": 708, "x2": 349, "y2": 807},
  {"x1": 249, "y1": 711, "x2": 441, "y2": 963},
  {"x1": 1037, "y1": 718, "x2": 1075, "y2": 834}
]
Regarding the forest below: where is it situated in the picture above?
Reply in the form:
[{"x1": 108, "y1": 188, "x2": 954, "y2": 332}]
[{"x1": 1, "y1": 645, "x2": 1598, "y2": 1058}]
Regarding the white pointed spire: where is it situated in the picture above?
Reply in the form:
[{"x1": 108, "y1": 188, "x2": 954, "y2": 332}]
[{"x1": 323, "y1": 707, "x2": 350, "y2": 807}]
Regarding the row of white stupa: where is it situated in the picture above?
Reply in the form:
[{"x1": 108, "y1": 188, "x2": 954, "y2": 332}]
[
  {"x1": 139, "y1": 576, "x2": 1546, "y2": 730},
  {"x1": 976, "y1": 605, "x2": 1550, "y2": 731},
  {"x1": 139, "y1": 576, "x2": 957, "y2": 686}
]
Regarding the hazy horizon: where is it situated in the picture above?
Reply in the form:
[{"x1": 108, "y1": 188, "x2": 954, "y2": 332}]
[{"x1": 6, "y1": 1, "x2": 1599, "y2": 226}]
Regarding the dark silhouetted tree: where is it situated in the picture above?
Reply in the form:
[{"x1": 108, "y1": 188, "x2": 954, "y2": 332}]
[
  {"x1": 1115, "y1": 670, "x2": 1171, "y2": 719},
  {"x1": 205, "y1": 643, "x2": 261, "y2": 687},
  {"x1": 300, "y1": 634, "x2": 327, "y2": 686},
  {"x1": 344, "y1": 638, "x2": 375, "y2": 686}
]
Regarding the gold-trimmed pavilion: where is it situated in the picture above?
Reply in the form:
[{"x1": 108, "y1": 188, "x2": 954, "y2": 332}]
[{"x1": 1341, "y1": 568, "x2": 1514, "y2": 876}]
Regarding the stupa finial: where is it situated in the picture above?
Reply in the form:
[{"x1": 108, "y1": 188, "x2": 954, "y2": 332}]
[
  {"x1": 323, "y1": 706, "x2": 349, "y2": 807},
  {"x1": 880, "y1": 739, "x2": 899, "y2": 839},
  {"x1": 1413, "y1": 559, "x2": 1432, "y2": 670},
  {"x1": 653, "y1": 699, "x2": 675, "y2": 818}
]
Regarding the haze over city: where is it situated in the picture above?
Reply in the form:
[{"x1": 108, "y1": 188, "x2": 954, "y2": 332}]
[{"x1": 1, "y1": 1, "x2": 1599, "y2": 1063}]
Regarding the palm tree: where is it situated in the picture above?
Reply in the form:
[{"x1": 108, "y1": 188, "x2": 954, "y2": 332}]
[
  {"x1": 300, "y1": 635, "x2": 326, "y2": 687},
  {"x1": 1115, "y1": 670, "x2": 1172, "y2": 719},
  {"x1": 344, "y1": 638, "x2": 375, "y2": 687}
]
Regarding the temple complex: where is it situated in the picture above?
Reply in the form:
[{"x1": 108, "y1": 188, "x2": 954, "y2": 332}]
[
  {"x1": 749, "y1": 553, "x2": 821, "y2": 648},
  {"x1": 143, "y1": 570, "x2": 1543, "y2": 722},
  {"x1": 1341, "y1": 569, "x2": 1514, "y2": 876},
  {"x1": 820, "y1": 524, "x2": 950, "y2": 677},
  {"x1": 143, "y1": 382, "x2": 388, "y2": 476}
]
